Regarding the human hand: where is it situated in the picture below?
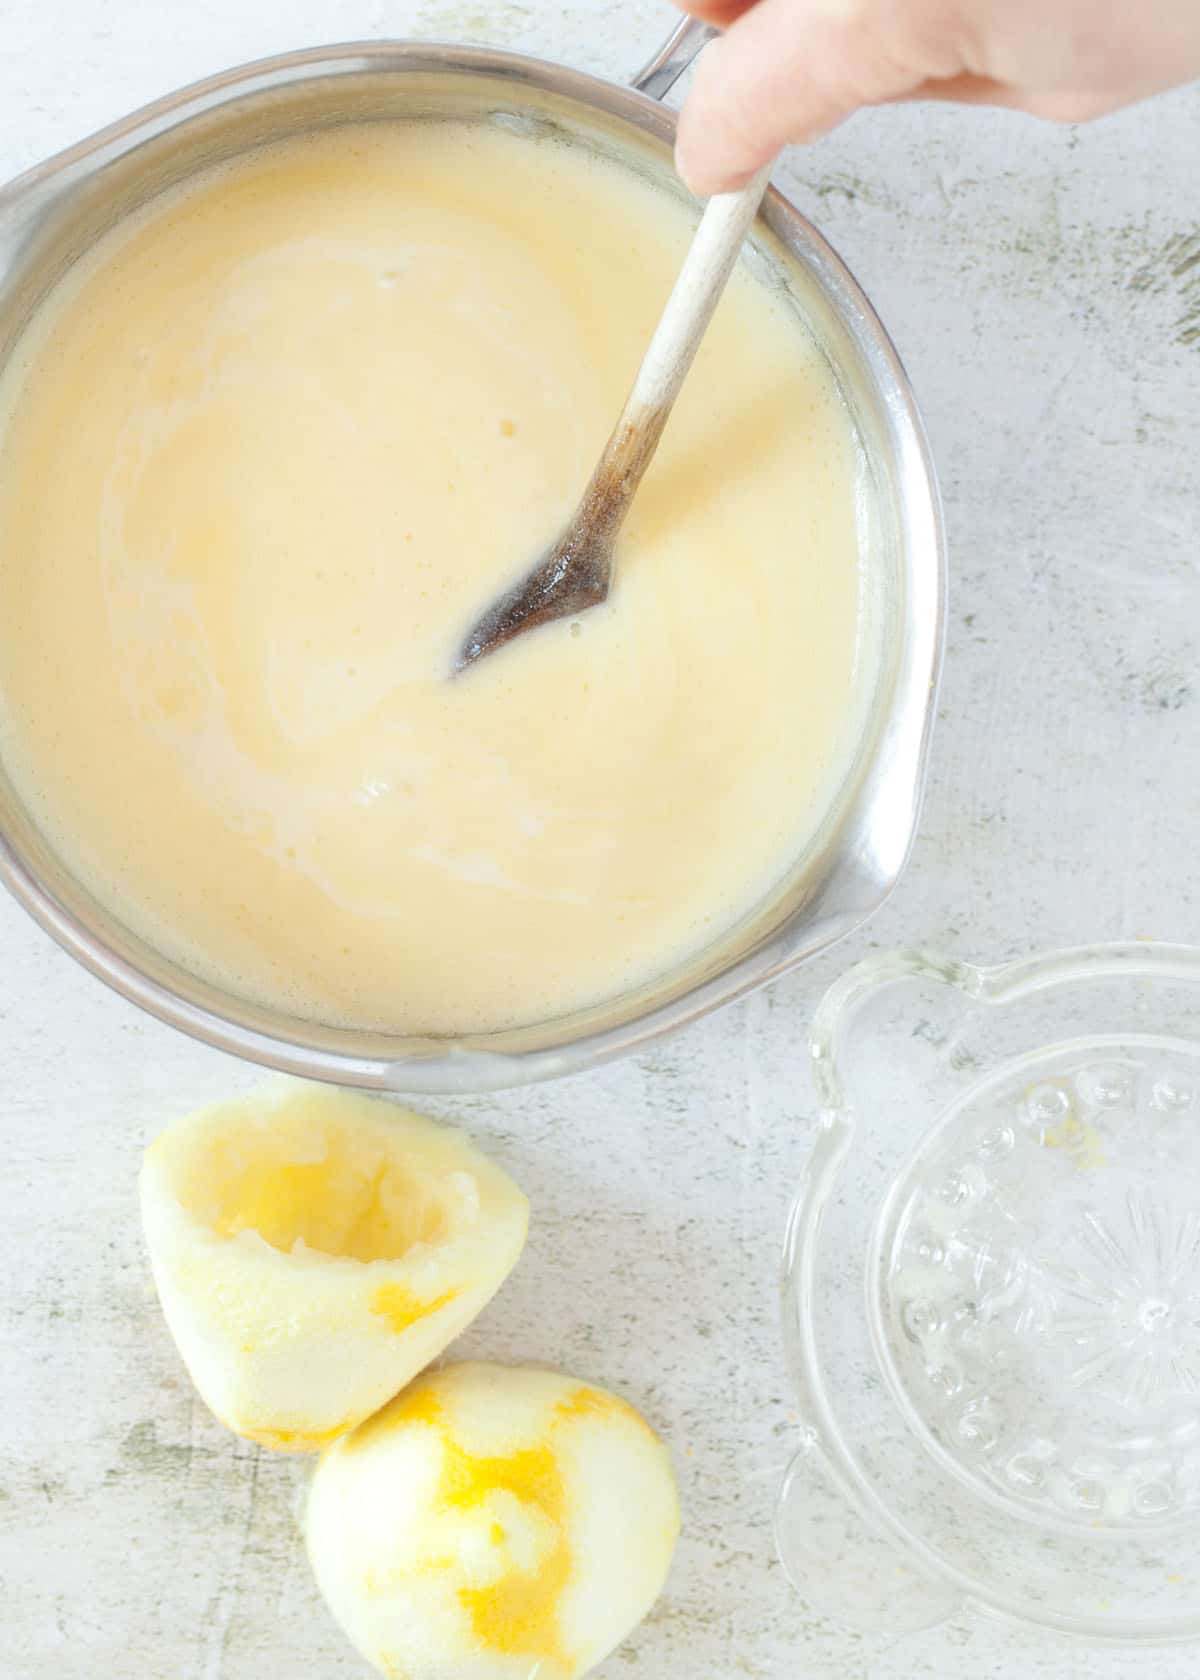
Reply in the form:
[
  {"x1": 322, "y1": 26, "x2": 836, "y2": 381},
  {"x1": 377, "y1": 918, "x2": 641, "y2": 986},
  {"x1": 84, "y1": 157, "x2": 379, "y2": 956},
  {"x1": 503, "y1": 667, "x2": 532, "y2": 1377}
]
[{"x1": 674, "y1": 0, "x2": 1200, "y2": 193}]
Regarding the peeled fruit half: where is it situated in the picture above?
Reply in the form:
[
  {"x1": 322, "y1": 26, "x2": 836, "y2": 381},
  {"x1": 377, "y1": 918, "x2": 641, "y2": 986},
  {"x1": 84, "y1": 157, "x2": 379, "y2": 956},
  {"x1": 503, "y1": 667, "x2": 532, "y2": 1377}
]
[
  {"x1": 306, "y1": 1362, "x2": 679, "y2": 1680},
  {"x1": 139, "y1": 1084, "x2": 529, "y2": 1451}
]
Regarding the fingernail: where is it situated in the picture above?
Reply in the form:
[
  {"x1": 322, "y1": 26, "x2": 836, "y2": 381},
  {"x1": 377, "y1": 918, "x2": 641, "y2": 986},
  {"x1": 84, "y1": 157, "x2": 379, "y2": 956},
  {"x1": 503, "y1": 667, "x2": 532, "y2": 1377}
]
[{"x1": 674, "y1": 135, "x2": 747, "y2": 198}]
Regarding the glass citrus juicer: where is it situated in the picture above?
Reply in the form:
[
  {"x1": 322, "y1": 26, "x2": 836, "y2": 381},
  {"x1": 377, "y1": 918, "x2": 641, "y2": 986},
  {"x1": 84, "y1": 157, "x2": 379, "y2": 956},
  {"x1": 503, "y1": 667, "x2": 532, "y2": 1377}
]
[{"x1": 781, "y1": 942, "x2": 1200, "y2": 1644}]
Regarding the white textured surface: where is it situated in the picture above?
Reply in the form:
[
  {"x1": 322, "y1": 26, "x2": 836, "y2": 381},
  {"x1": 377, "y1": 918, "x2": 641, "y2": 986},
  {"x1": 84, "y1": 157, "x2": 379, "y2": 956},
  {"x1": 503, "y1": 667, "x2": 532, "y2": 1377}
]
[{"x1": 0, "y1": 2, "x2": 1198, "y2": 1676}]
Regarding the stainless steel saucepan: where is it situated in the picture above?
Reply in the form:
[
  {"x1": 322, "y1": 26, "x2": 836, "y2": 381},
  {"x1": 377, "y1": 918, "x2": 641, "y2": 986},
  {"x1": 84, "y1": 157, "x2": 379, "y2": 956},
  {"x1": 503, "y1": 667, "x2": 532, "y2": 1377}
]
[{"x1": 0, "y1": 17, "x2": 944, "y2": 1090}]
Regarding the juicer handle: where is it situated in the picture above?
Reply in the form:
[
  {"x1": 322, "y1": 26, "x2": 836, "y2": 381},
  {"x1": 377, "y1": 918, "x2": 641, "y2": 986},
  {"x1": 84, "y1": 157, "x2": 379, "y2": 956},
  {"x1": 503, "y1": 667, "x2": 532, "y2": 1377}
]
[
  {"x1": 631, "y1": 15, "x2": 717, "y2": 101},
  {"x1": 776, "y1": 1431, "x2": 964, "y2": 1637}
]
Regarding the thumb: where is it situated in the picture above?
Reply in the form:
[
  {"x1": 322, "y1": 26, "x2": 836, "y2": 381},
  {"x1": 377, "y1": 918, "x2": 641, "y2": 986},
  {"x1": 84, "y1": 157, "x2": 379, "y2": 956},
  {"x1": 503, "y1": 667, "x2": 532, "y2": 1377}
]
[{"x1": 675, "y1": 0, "x2": 939, "y2": 193}]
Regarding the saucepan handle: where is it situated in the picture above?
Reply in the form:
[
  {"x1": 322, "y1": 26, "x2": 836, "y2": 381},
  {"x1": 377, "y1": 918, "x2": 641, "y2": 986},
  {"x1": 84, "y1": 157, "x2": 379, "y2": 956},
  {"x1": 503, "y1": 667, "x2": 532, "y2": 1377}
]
[{"x1": 631, "y1": 14, "x2": 717, "y2": 101}]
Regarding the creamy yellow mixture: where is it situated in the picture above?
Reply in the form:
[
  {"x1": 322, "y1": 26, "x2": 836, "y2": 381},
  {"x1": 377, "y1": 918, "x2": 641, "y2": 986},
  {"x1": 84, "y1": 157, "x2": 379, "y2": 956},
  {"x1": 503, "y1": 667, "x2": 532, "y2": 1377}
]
[{"x1": 0, "y1": 120, "x2": 866, "y2": 1034}]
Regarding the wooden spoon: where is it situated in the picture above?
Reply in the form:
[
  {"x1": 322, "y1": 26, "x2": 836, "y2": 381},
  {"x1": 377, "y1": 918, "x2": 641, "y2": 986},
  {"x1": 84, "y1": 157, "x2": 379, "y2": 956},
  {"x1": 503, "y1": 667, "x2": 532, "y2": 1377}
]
[{"x1": 454, "y1": 161, "x2": 774, "y2": 673}]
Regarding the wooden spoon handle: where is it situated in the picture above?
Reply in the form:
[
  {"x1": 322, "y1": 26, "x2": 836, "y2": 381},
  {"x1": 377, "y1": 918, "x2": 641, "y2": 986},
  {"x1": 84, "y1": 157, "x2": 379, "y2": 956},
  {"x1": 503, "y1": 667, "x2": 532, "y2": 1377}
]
[
  {"x1": 630, "y1": 162, "x2": 774, "y2": 422},
  {"x1": 590, "y1": 161, "x2": 775, "y2": 517}
]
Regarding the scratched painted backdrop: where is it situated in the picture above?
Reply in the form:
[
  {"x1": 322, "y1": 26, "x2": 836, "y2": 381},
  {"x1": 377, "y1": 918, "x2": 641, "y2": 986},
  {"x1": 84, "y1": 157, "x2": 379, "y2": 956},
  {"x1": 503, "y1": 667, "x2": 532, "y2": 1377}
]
[{"x1": 1, "y1": 2, "x2": 1198, "y2": 1676}]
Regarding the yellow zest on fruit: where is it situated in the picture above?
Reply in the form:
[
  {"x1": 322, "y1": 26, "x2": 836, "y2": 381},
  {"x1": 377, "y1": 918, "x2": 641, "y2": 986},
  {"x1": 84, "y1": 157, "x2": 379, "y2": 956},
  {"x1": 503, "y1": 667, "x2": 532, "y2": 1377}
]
[
  {"x1": 349, "y1": 1379, "x2": 444, "y2": 1452},
  {"x1": 345, "y1": 1381, "x2": 573, "y2": 1664},
  {"x1": 370, "y1": 1283, "x2": 457, "y2": 1335},
  {"x1": 243, "y1": 1420, "x2": 355, "y2": 1453},
  {"x1": 555, "y1": 1385, "x2": 648, "y2": 1431},
  {"x1": 307, "y1": 1363, "x2": 680, "y2": 1680},
  {"x1": 440, "y1": 1429, "x2": 570, "y2": 1662}
]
